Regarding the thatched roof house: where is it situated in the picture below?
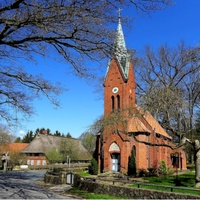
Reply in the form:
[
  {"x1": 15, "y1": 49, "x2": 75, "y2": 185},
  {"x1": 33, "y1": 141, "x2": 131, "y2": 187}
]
[{"x1": 22, "y1": 134, "x2": 92, "y2": 165}]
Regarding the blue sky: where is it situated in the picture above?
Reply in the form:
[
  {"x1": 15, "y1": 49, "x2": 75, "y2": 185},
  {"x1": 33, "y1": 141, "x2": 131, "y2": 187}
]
[{"x1": 16, "y1": 0, "x2": 200, "y2": 139}]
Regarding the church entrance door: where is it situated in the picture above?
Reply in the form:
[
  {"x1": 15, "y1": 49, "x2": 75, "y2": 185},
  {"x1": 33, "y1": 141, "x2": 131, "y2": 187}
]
[{"x1": 111, "y1": 153, "x2": 120, "y2": 172}]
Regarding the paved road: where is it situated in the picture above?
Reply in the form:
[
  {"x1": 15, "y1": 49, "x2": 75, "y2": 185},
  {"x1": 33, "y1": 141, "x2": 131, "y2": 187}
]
[{"x1": 0, "y1": 171, "x2": 82, "y2": 199}]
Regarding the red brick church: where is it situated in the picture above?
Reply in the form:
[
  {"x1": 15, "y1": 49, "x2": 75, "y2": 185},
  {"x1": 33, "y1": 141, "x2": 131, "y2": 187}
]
[{"x1": 96, "y1": 15, "x2": 186, "y2": 174}]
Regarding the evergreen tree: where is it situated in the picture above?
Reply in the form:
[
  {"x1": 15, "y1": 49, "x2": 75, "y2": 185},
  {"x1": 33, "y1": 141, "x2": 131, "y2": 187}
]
[
  {"x1": 88, "y1": 158, "x2": 98, "y2": 175},
  {"x1": 15, "y1": 137, "x2": 22, "y2": 143},
  {"x1": 54, "y1": 130, "x2": 61, "y2": 136},
  {"x1": 47, "y1": 128, "x2": 51, "y2": 135},
  {"x1": 128, "y1": 146, "x2": 137, "y2": 176},
  {"x1": 158, "y1": 160, "x2": 168, "y2": 177},
  {"x1": 39, "y1": 128, "x2": 45, "y2": 134},
  {"x1": 66, "y1": 132, "x2": 72, "y2": 138},
  {"x1": 22, "y1": 131, "x2": 34, "y2": 143}
]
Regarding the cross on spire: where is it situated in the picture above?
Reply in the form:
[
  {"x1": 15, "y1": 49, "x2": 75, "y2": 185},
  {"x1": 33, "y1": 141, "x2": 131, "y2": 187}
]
[{"x1": 118, "y1": 8, "x2": 122, "y2": 19}]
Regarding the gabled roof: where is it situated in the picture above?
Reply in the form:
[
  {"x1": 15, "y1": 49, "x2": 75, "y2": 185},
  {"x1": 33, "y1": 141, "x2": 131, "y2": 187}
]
[
  {"x1": 128, "y1": 117, "x2": 151, "y2": 133},
  {"x1": 8, "y1": 143, "x2": 29, "y2": 151},
  {"x1": 143, "y1": 110, "x2": 171, "y2": 139},
  {"x1": 22, "y1": 134, "x2": 92, "y2": 161},
  {"x1": 128, "y1": 105, "x2": 171, "y2": 139}
]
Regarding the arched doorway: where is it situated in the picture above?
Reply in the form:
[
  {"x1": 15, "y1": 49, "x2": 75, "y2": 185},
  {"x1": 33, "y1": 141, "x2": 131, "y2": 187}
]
[
  {"x1": 109, "y1": 142, "x2": 120, "y2": 172},
  {"x1": 171, "y1": 152, "x2": 182, "y2": 170}
]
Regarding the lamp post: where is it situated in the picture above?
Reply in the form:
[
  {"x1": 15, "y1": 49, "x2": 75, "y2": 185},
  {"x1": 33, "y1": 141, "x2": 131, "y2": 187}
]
[
  {"x1": 66, "y1": 155, "x2": 69, "y2": 165},
  {"x1": 69, "y1": 157, "x2": 71, "y2": 168}
]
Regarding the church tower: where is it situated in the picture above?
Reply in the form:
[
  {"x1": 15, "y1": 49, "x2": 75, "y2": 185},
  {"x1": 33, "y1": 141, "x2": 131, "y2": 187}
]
[
  {"x1": 99, "y1": 14, "x2": 137, "y2": 173},
  {"x1": 104, "y1": 15, "x2": 136, "y2": 116},
  {"x1": 96, "y1": 12, "x2": 187, "y2": 174}
]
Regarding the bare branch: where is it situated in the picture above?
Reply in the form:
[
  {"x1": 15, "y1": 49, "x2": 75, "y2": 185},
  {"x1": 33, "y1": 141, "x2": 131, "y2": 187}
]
[{"x1": 0, "y1": 0, "x2": 172, "y2": 125}]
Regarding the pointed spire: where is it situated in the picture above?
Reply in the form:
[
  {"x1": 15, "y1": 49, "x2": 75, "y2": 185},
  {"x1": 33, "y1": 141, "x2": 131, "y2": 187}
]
[
  {"x1": 104, "y1": 9, "x2": 131, "y2": 81},
  {"x1": 114, "y1": 8, "x2": 127, "y2": 56},
  {"x1": 113, "y1": 9, "x2": 130, "y2": 79}
]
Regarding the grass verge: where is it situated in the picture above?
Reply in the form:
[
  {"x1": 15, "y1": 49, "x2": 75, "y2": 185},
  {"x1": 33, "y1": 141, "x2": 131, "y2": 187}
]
[
  {"x1": 144, "y1": 171, "x2": 195, "y2": 187},
  {"x1": 67, "y1": 188, "x2": 127, "y2": 199},
  {"x1": 130, "y1": 171, "x2": 200, "y2": 196},
  {"x1": 75, "y1": 170, "x2": 91, "y2": 177}
]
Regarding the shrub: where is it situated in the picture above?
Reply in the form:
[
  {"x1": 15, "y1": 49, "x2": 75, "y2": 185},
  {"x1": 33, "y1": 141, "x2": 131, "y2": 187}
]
[
  {"x1": 158, "y1": 161, "x2": 168, "y2": 176},
  {"x1": 45, "y1": 148, "x2": 62, "y2": 163},
  {"x1": 187, "y1": 164, "x2": 195, "y2": 171},
  {"x1": 88, "y1": 158, "x2": 98, "y2": 175},
  {"x1": 52, "y1": 168, "x2": 63, "y2": 173},
  {"x1": 128, "y1": 146, "x2": 137, "y2": 176},
  {"x1": 138, "y1": 169, "x2": 149, "y2": 177},
  {"x1": 168, "y1": 168, "x2": 174, "y2": 175},
  {"x1": 147, "y1": 167, "x2": 158, "y2": 176},
  {"x1": 47, "y1": 167, "x2": 63, "y2": 175}
]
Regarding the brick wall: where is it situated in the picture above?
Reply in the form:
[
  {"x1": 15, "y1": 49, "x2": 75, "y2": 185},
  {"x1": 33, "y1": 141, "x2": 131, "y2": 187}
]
[
  {"x1": 98, "y1": 48, "x2": 187, "y2": 174},
  {"x1": 74, "y1": 174, "x2": 200, "y2": 199}
]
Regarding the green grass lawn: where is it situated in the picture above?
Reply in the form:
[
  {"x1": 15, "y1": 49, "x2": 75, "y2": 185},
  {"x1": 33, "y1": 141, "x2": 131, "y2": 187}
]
[
  {"x1": 144, "y1": 171, "x2": 195, "y2": 187},
  {"x1": 130, "y1": 171, "x2": 200, "y2": 196},
  {"x1": 75, "y1": 170, "x2": 91, "y2": 177}
]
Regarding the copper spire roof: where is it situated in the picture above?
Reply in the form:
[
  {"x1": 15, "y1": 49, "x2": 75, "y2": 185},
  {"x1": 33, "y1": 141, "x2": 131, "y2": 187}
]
[
  {"x1": 114, "y1": 10, "x2": 127, "y2": 58},
  {"x1": 114, "y1": 11, "x2": 131, "y2": 80},
  {"x1": 105, "y1": 11, "x2": 131, "y2": 81}
]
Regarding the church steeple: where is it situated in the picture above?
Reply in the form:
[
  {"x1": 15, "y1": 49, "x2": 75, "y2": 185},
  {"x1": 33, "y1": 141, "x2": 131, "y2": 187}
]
[
  {"x1": 104, "y1": 11, "x2": 136, "y2": 116},
  {"x1": 114, "y1": 9, "x2": 127, "y2": 57},
  {"x1": 113, "y1": 10, "x2": 131, "y2": 80}
]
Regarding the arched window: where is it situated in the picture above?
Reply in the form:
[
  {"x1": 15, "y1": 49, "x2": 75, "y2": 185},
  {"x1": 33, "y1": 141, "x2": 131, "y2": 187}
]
[
  {"x1": 109, "y1": 142, "x2": 120, "y2": 152},
  {"x1": 111, "y1": 96, "x2": 115, "y2": 112},
  {"x1": 117, "y1": 95, "x2": 120, "y2": 111}
]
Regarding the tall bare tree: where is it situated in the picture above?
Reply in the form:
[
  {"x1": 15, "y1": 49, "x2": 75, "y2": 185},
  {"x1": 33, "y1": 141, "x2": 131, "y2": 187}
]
[
  {"x1": 0, "y1": 0, "x2": 172, "y2": 126},
  {"x1": 79, "y1": 131, "x2": 96, "y2": 155},
  {"x1": 0, "y1": 125, "x2": 15, "y2": 170},
  {"x1": 134, "y1": 42, "x2": 200, "y2": 186},
  {"x1": 0, "y1": 125, "x2": 14, "y2": 144},
  {"x1": 136, "y1": 42, "x2": 200, "y2": 139}
]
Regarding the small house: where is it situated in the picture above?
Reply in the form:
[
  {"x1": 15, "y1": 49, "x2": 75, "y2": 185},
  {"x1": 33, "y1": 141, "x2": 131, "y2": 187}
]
[{"x1": 22, "y1": 133, "x2": 92, "y2": 166}]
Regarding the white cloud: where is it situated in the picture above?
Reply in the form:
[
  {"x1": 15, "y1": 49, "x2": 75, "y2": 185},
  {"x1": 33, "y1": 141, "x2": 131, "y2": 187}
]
[{"x1": 18, "y1": 130, "x2": 26, "y2": 138}]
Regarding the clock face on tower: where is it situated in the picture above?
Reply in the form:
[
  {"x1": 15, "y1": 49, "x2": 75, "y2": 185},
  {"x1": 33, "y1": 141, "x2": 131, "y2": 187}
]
[{"x1": 112, "y1": 87, "x2": 119, "y2": 93}]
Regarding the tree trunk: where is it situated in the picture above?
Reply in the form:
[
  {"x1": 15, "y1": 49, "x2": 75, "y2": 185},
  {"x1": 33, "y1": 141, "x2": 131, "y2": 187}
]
[{"x1": 194, "y1": 141, "x2": 200, "y2": 187}]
